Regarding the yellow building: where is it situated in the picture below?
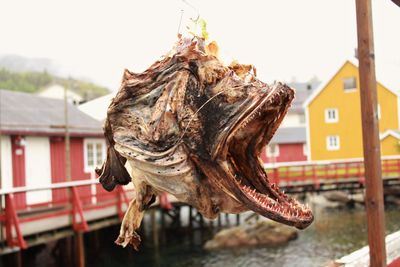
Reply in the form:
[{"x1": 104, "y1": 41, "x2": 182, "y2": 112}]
[{"x1": 304, "y1": 60, "x2": 400, "y2": 161}]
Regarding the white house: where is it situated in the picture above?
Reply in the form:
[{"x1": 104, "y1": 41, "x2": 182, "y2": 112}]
[
  {"x1": 78, "y1": 93, "x2": 114, "y2": 121},
  {"x1": 37, "y1": 84, "x2": 83, "y2": 105}
]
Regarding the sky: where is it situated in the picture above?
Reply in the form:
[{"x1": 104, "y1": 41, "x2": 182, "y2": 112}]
[{"x1": 0, "y1": 0, "x2": 399, "y2": 91}]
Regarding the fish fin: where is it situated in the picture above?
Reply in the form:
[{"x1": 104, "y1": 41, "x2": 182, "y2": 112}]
[
  {"x1": 96, "y1": 119, "x2": 131, "y2": 192},
  {"x1": 115, "y1": 196, "x2": 151, "y2": 250},
  {"x1": 115, "y1": 198, "x2": 144, "y2": 250}
]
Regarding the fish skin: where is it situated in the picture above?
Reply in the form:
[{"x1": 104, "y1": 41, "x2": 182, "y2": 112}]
[{"x1": 97, "y1": 36, "x2": 313, "y2": 250}]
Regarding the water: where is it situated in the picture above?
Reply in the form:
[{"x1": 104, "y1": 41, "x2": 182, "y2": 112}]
[
  {"x1": 88, "y1": 206, "x2": 400, "y2": 267},
  {"x1": 4, "y1": 205, "x2": 400, "y2": 267}
]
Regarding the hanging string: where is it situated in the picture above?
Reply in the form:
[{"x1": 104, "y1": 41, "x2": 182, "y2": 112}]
[
  {"x1": 177, "y1": 0, "x2": 201, "y2": 36},
  {"x1": 177, "y1": 9, "x2": 184, "y2": 36},
  {"x1": 182, "y1": 0, "x2": 200, "y2": 22}
]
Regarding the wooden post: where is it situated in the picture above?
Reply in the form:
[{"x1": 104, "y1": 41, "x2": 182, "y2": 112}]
[
  {"x1": 390, "y1": 0, "x2": 400, "y2": 8},
  {"x1": 75, "y1": 231, "x2": 85, "y2": 267},
  {"x1": 199, "y1": 211, "x2": 204, "y2": 228},
  {"x1": 188, "y1": 206, "x2": 193, "y2": 230},
  {"x1": 6, "y1": 251, "x2": 22, "y2": 267},
  {"x1": 64, "y1": 81, "x2": 73, "y2": 227},
  {"x1": 0, "y1": 129, "x2": 3, "y2": 244},
  {"x1": 209, "y1": 217, "x2": 214, "y2": 228},
  {"x1": 225, "y1": 213, "x2": 230, "y2": 226},
  {"x1": 64, "y1": 236, "x2": 74, "y2": 267},
  {"x1": 64, "y1": 80, "x2": 71, "y2": 182},
  {"x1": 355, "y1": 1, "x2": 387, "y2": 266},
  {"x1": 151, "y1": 209, "x2": 159, "y2": 248}
]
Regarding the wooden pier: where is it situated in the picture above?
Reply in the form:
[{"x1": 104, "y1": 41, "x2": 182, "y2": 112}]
[
  {"x1": 0, "y1": 156, "x2": 399, "y2": 265},
  {"x1": 329, "y1": 230, "x2": 400, "y2": 267}
]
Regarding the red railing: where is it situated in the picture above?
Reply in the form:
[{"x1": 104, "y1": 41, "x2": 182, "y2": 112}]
[
  {"x1": 1, "y1": 157, "x2": 399, "y2": 251},
  {"x1": 0, "y1": 180, "x2": 133, "y2": 250},
  {"x1": 0, "y1": 179, "x2": 173, "y2": 251},
  {"x1": 265, "y1": 157, "x2": 400, "y2": 187}
]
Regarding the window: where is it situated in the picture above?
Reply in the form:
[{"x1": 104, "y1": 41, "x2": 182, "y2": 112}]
[
  {"x1": 84, "y1": 139, "x2": 106, "y2": 172},
  {"x1": 325, "y1": 108, "x2": 339, "y2": 123},
  {"x1": 266, "y1": 144, "x2": 280, "y2": 157},
  {"x1": 326, "y1": 135, "x2": 340, "y2": 151},
  {"x1": 343, "y1": 77, "x2": 357, "y2": 91}
]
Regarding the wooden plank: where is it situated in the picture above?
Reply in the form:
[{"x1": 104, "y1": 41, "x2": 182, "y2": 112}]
[
  {"x1": 75, "y1": 231, "x2": 85, "y2": 267},
  {"x1": 335, "y1": 230, "x2": 400, "y2": 266},
  {"x1": 355, "y1": 0, "x2": 387, "y2": 266},
  {"x1": 391, "y1": 0, "x2": 400, "y2": 8}
]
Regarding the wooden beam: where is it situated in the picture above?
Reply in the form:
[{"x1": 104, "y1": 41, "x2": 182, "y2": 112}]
[
  {"x1": 391, "y1": 0, "x2": 400, "y2": 8},
  {"x1": 75, "y1": 231, "x2": 86, "y2": 267},
  {"x1": 64, "y1": 81, "x2": 71, "y2": 182},
  {"x1": 355, "y1": 1, "x2": 387, "y2": 266}
]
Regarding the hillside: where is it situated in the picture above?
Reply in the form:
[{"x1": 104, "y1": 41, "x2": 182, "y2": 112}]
[{"x1": 0, "y1": 68, "x2": 109, "y2": 100}]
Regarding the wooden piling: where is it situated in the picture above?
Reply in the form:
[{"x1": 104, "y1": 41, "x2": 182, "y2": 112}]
[
  {"x1": 209, "y1": 217, "x2": 214, "y2": 229},
  {"x1": 75, "y1": 232, "x2": 86, "y2": 267},
  {"x1": 160, "y1": 208, "x2": 165, "y2": 231},
  {"x1": 6, "y1": 251, "x2": 22, "y2": 267},
  {"x1": 225, "y1": 214, "x2": 230, "y2": 226},
  {"x1": 188, "y1": 206, "x2": 193, "y2": 230},
  {"x1": 63, "y1": 236, "x2": 74, "y2": 267},
  {"x1": 199, "y1": 211, "x2": 204, "y2": 228},
  {"x1": 151, "y1": 209, "x2": 159, "y2": 248},
  {"x1": 390, "y1": 0, "x2": 400, "y2": 8},
  {"x1": 175, "y1": 206, "x2": 181, "y2": 228},
  {"x1": 355, "y1": 0, "x2": 387, "y2": 266}
]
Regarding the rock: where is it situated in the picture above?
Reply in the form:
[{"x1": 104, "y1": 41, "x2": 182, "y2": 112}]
[
  {"x1": 322, "y1": 191, "x2": 350, "y2": 204},
  {"x1": 352, "y1": 193, "x2": 365, "y2": 204},
  {"x1": 309, "y1": 194, "x2": 342, "y2": 208},
  {"x1": 385, "y1": 195, "x2": 400, "y2": 205},
  {"x1": 203, "y1": 219, "x2": 298, "y2": 250}
]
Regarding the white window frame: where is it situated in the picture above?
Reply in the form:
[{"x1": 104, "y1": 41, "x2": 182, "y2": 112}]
[
  {"x1": 343, "y1": 77, "x2": 357, "y2": 92},
  {"x1": 84, "y1": 138, "x2": 106, "y2": 172},
  {"x1": 266, "y1": 144, "x2": 280, "y2": 157},
  {"x1": 299, "y1": 114, "x2": 306, "y2": 124},
  {"x1": 303, "y1": 143, "x2": 308, "y2": 156},
  {"x1": 377, "y1": 104, "x2": 381, "y2": 120},
  {"x1": 325, "y1": 108, "x2": 339, "y2": 123},
  {"x1": 326, "y1": 135, "x2": 340, "y2": 151}
]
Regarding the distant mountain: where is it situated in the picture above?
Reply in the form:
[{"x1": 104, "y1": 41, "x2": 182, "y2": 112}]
[
  {"x1": 0, "y1": 54, "x2": 61, "y2": 74},
  {"x1": 0, "y1": 68, "x2": 109, "y2": 101},
  {"x1": 0, "y1": 54, "x2": 110, "y2": 100}
]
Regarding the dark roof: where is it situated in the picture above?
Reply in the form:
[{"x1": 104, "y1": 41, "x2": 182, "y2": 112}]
[
  {"x1": 0, "y1": 89, "x2": 103, "y2": 136},
  {"x1": 270, "y1": 127, "x2": 306, "y2": 144},
  {"x1": 287, "y1": 81, "x2": 320, "y2": 114}
]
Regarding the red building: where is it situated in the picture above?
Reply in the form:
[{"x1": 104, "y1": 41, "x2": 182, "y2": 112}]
[
  {"x1": 0, "y1": 90, "x2": 105, "y2": 209},
  {"x1": 261, "y1": 127, "x2": 308, "y2": 164},
  {"x1": 259, "y1": 81, "x2": 318, "y2": 165}
]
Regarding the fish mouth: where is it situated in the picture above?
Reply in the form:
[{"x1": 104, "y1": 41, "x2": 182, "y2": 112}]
[{"x1": 221, "y1": 82, "x2": 313, "y2": 229}]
